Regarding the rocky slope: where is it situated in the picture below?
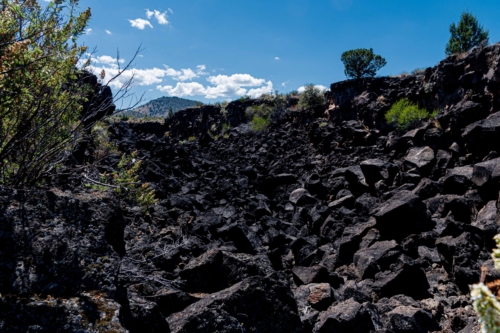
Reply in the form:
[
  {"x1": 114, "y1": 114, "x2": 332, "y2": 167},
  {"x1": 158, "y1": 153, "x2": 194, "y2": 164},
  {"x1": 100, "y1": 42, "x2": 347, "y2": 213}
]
[
  {"x1": 127, "y1": 96, "x2": 200, "y2": 118},
  {"x1": 3, "y1": 43, "x2": 500, "y2": 332}
]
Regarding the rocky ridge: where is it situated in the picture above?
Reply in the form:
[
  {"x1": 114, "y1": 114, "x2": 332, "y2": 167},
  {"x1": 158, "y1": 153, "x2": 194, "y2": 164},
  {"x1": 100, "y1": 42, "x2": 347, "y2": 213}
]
[{"x1": 3, "y1": 43, "x2": 500, "y2": 332}]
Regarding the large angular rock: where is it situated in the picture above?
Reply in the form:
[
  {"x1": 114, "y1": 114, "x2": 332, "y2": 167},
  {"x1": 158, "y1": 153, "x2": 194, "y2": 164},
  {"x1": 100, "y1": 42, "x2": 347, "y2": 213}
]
[
  {"x1": 463, "y1": 111, "x2": 500, "y2": 156},
  {"x1": 313, "y1": 298, "x2": 379, "y2": 333},
  {"x1": 442, "y1": 166, "x2": 473, "y2": 195},
  {"x1": 473, "y1": 201, "x2": 500, "y2": 243},
  {"x1": 435, "y1": 100, "x2": 486, "y2": 130},
  {"x1": 294, "y1": 283, "x2": 334, "y2": 312},
  {"x1": 370, "y1": 190, "x2": 431, "y2": 240},
  {"x1": 289, "y1": 188, "x2": 317, "y2": 206},
  {"x1": 360, "y1": 159, "x2": 398, "y2": 185},
  {"x1": 403, "y1": 146, "x2": 435, "y2": 174},
  {"x1": 337, "y1": 218, "x2": 376, "y2": 263},
  {"x1": 353, "y1": 240, "x2": 401, "y2": 279},
  {"x1": 179, "y1": 250, "x2": 274, "y2": 293},
  {"x1": 372, "y1": 257, "x2": 431, "y2": 300},
  {"x1": 384, "y1": 305, "x2": 439, "y2": 333},
  {"x1": 345, "y1": 165, "x2": 369, "y2": 196},
  {"x1": 472, "y1": 157, "x2": 500, "y2": 196},
  {"x1": 167, "y1": 275, "x2": 305, "y2": 333}
]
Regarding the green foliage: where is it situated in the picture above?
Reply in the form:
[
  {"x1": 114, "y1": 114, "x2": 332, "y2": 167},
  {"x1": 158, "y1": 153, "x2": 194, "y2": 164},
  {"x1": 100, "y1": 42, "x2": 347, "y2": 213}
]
[
  {"x1": 446, "y1": 11, "x2": 489, "y2": 55},
  {"x1": 113, "y1": 151, "x2": 157, "y2": 209},
  {"x1": 245, "y1": 104, "x2": 273, "y2": 120},
  {"x1": 297, "y1": 84, "x2": 326, "y2": 110},
  {"x1": 471, "y1": 235, "x2": 500, "y2": 333},
  {"x1": 250, "y1": 114, "x2": 269, "y2": 131},
  {"x1": 187, "y1": 136, "x2": 196, "y2": 142},
  {"x1": 222, "y1": 123, "x2": 230, "y2": 132},
  {"x1": 341, "y1": 48, "x2": 387, "y2": 79},
  {"x1": 0, "y1": 0, "x2": 92, "y2": 186},
  {"x1": 385, "y1": 98, "x2": 435, "y2": 130}
]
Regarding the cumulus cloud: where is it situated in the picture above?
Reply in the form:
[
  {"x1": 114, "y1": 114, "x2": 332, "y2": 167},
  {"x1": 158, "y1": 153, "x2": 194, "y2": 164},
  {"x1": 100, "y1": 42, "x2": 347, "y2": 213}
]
[
  {"x1": 157, "y1": 73, "x2": 273, "y2": 99},
  {"x1": 85, "y1": 28, "x2": 92, "y2": 35},
  {"x1": 275, "y1": 57, "x2": 280, "y2": 60},
  {"x1": 92, "y1": 55, "x2": 125, "y2": 67},
  {"x1": 298, "y1": 84, "x2": 328, "y2": 93},
  {"x1": 105, "y1": 30, "x2": 112, "y2": 35},
  {"x1": 157, "y1": 82, "x2": 207, "y2": 97},
  {"x1": 146, "y1": 9, "x2": 169, "y2": 25},
  {"x1": 129, "y1": 18, "x2": 153, "y2": 30}
]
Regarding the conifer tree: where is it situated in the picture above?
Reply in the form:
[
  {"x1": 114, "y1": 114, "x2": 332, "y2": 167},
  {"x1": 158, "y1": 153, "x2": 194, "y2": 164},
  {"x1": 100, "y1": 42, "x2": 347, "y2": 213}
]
[{"x1": 445, "y1": 11, "x2": 489, "y2": 55}]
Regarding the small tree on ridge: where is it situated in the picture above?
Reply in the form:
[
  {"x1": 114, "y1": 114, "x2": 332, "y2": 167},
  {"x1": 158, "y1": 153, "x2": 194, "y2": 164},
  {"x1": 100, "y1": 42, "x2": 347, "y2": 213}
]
[
  {"x1": 445, "y1": 11, "x2": 489, "y2": 55},
  {"x1": 340, "y1": 48, "x2": 387, "y2": 80}
]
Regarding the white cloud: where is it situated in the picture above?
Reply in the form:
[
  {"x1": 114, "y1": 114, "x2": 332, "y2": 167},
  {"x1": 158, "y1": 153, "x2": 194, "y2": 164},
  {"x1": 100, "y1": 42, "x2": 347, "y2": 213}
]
[
  {"x1": 281, "y1": 81, "x2": 289, "y2": 87},
  {"x1": 196, "y1": 65, "x2": 207, "y2": 75},
  {"x1": 157, "y1": 82, "x2": 207, "y2": 97},
  {"x1": 157, "y1": 73, "x2": 272, "y2": 99},
  {"x1": 275, "y1": 57, "x2": 280, "y2": 60},
  {"x1": 146, "y1": 9, "x2": 169, "y2": 25},
  {"x1": 247, "y1": 81, "x2": 274, "y2": 98},
  {"x1": 92, "y1": 55, "x2": 125, "y2": 67},
  {"x1": 85, "y1": 28, "x2": 92, "y2": 35},
  {"x1": 298, "y1": 84, "x2": 328, "y2": 93},
  {"x1": 164, "y1": 67, "x2": 198, "y2": 81},
  {"x1": 168, "y1": 8, "x2": 174, "y2": 14},
  {"x1": 105, "y1": 30, "x2": 112, "y2": 35},
  {"x1": 207, "y1": 74, "x2": 265, "y2": 87},
  {"x1": 129, "y1": 18, "x2": 153, "y2": 30}
]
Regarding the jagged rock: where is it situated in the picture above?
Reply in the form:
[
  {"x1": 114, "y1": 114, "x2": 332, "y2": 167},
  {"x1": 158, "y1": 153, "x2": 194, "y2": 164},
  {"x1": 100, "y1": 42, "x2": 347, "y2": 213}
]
[
  {"x1": 436, "y1": 100, "x2": 486, "y2": 130},
  {"x1": 370, "y1": 190, "x2": 431, "y2": 240},
  {"x1": 313, "y1": 298, "x2": 379, "y2": 333},
  {"x1": 337, "y1": 218, "x2": 377, "y2": 263},
  {"x1": 354, "y1": 240, "x2": 401, "y2": 279},
  {"x1": 463, "y1": 111, "x2": 500, "y2": 157},
  {"x1": 412, "y1": 178, "x2": 442, "y2": 199},
  {"x1": 472, "y1": 201, "x2": 499, "y2": 244},
  {"x1": 472, "y1": 157, "x2": 500, "y2": 194},
  {"x1": 293, "y1": 265, "x2": 330, "y2": 285},
  {"x1": 384, "y1": 305, "x2": 439, "y2": 333},
  {"x1": 294, "y1": 282, "x2": 334, "y2": 312},
  {"x1": 167, "y1": 275, "x2": 305, "y2": 333},
  {"x1": 345, "y1": 165, "x2": 369, "y2": 196},
  {"x1": 403, "y1": 146, "x2": 435, "y2": 174},
  {"x1": 360, "y1": 158, "x2": 397, "y2": 185},
  {"x1": 289, "y1": 188, "x2": 317, "y2": 206},
  {"x1": 0, "y1": 294, "x2": 127, "y2": 333},
  {"x1": 442, "y1": 166, "x2": 473, "y2": 195},
  {"x1": 179, "y1": 250, "x2": 273, "y2": 293}
]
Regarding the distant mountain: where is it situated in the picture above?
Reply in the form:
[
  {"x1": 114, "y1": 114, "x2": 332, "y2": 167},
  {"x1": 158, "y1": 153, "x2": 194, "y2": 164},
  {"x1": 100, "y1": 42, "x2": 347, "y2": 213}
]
[{"x1": 125, "y1": 96, "x2": 201, "y2": 118}]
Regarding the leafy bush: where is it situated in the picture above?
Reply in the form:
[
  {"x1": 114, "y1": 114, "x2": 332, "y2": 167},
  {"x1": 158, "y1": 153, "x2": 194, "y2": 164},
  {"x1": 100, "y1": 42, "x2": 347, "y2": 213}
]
[
  {"x1": 250, "y1": 115, "x2": 269, "y2": 131},
  {"x1": 0, "y1": 0, "x2": 92, "y2": 186},
  {"x1": 472, "y1": 235, "x2": 500, "y2": 332},
  {"x1": 385, "y1": 98, "x2": 435, "y2": 130},
  {"x1": 446, "y1": 11, "x2": 489, "y2": 55},
  {"x1": 297, "y1": 84, "x2": 326, "y2": 110},
  {"x1": 245, "y1": 104, "x2": 273, "y2": 120},
  {"x1": 113, "y1": 151, "x2": 157, "y2": 209},
  {"x1": 188, "y1": 136, "x2": 196, "y2": 142},
  {"x1": 340, "y1": 48, "x2": 387, "y2": 79}
]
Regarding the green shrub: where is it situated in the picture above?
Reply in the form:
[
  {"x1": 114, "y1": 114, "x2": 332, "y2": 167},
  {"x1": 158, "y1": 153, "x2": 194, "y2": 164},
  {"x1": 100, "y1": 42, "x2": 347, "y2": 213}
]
[
  {"x1": 471, "y1": 234, "x2": 500, "y2": 332},
  {"x1": 385, "y1": 98, "x2": 435, "y2": 130},
  {"x1": 250, "y1": 115, "x2": 269, "y2": 131},
  {"x1": 222, "y1": 123, "x2": 230, "y2": 132},
  {"x1": 245, "y1": 104, "x2": 273, "y2": 120},
  {"x1": 0, "y1": 0, "x2": 91, "y2": 186},
  {"x1": 188, "y1": 136, "x2": 196, "y2": 142},
  {"x1": 298, "y1": 84, "x2": 326, "y2": 110}
]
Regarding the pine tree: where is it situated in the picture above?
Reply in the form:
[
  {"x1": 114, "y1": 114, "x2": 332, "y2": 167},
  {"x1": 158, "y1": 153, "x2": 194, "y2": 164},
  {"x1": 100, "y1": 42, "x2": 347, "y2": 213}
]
[{"x1": 445, "y1": 11, "x2": 489, "y2": 55}]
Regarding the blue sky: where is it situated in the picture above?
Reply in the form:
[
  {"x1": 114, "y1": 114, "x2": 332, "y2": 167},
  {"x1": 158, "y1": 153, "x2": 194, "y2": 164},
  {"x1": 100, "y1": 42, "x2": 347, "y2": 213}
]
[{"x1": 75, "y1": 0, "x2": 500, "y2": 105}]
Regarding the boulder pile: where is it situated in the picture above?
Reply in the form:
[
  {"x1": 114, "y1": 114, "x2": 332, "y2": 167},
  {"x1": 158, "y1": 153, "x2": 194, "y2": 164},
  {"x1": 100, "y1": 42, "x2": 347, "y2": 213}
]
[{"x1": 3, "y1": 43, "x2": 500, "y2": 332}]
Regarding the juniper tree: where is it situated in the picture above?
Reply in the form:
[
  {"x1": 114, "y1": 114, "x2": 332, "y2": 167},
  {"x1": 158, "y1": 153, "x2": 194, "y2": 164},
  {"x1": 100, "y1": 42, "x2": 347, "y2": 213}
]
[
  {"x1": 340, "y1": 48, "x2": 387, "y2": 80},
  {"x1": 445, "y1": 11, "x2": 489, "y2": 55}
]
